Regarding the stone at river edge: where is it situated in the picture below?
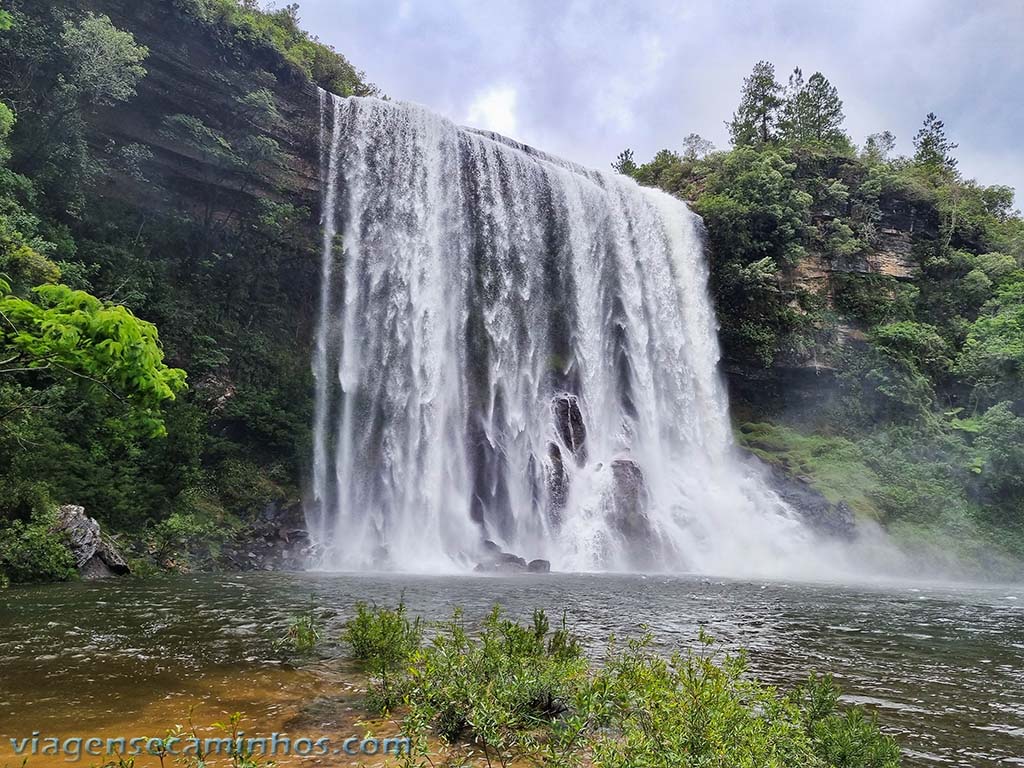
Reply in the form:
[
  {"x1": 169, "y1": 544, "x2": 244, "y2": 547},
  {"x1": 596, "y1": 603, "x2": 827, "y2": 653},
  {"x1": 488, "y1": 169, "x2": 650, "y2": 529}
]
[
  {"x1": 475, "y1": 541, "x2": 552, "y2": 574},
  {"x1": 51, "y1": 505, "x2": 130, "y2": 579}
]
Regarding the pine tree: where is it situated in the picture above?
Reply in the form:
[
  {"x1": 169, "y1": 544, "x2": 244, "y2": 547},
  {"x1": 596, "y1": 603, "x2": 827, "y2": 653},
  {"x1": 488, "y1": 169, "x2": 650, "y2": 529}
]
[
  {"x1": 913, "y1": 112, "x2": 958, "y2": 170},
  {"x1": 727, "y1": 61, "x2": 782, "y2": 147},
  {"x1": 611, "y1": 148, "x2": 637, "y2": 175},
  {"x1": 777, "y1": 67, "x2": 806, "y2": 141},
  {"x1": 779, "y1": 68, "x2": 847, "y2": 148}
]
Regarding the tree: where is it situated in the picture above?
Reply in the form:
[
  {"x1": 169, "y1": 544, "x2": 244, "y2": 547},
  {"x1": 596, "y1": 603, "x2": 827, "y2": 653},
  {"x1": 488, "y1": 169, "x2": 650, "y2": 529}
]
[
  {"x1": 5, "y1": 11, "x2": 150, "y2": 193},
  {"x1": 0, "y1": 280, "x2": 187, "y2": 436},
  {"x1": 862, "y1": 322, "x2": 950, "y2": 421},
  {"x1": 0, "y1": 101, "x2": 12, "y2": 165},
  {"x1": 968, "y1": 401, "x2": 1024, "y2": 517},
  {"x1": 862, "y1": 131, "x2": 896, "y2": 164},
  {"x1": 727, "y1": 61, "x2": 782, "y2": 147},
  {"x1": 913, "y1": 112, "x2": 958, "y2": 171},
  {"x1": 682, "y1": 133, "x2": 715, "y2": 160},
  {"x1": 60, "y1": 13, "x2": 149, "y2": 108},
  {"x1": 779, "y1": 69, "x2": 848, "y2": 149},
  {"x1": 611, "y1": 148, "x2": 637, "y2": 176},
  {"x1": 956, "y1": 280, "x2": 1024, "y2": 405}
]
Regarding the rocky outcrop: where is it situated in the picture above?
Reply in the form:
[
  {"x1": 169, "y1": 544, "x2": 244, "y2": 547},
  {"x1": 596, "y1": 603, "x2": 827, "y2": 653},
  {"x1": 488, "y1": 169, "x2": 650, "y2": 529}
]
[
  {"x1": 86, "y1": 0, "x2": 321, "y2": 221},
  {"x1": 51, "y1": 505, "x2": 130, "y2": 579},
  {"x1": 731, "y1": 195, "x2": 938, "y2": 414},
  {"x1": 608, "y1": 459, "x2": 663, "y2": 570},
  {"x1": 220, "y1": 502, "x2": 312, "y2": 572},
  {"x1": 545, "y1": 442, "x2": 568, "y2": 523},
  {"x1": 744, "y1": 454, "x2": 857, "y2": 540},
  {"x1": 553, "y1": 394, "x2": 587, "y2": 465}
]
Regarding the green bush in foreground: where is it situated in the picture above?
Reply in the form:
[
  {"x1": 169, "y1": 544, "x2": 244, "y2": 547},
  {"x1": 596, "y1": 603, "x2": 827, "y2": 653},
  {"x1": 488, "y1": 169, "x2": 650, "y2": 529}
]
[
  {"x1": 342, "y1": 600, "x2": 423, "y2": 712},
  {"x1": 344, "y1": 605, "x2": 900, "y2": 768}
]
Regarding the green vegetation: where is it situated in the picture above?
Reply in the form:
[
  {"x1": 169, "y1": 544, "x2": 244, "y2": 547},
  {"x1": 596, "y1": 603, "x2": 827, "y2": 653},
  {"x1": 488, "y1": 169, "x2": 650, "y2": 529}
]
[
  {"x1": 0, "y1": 509, "x2": 77, "y2": 584},
  {"x1": 275, "y1": 596, "x2": 324, "y2": 655},
  {"x1": 0, "y1": 0, "x2": 379, "y2": 584},
  {"x1": 341, "y1": 604, "x2": 900, "y2": 768},
  {"x1": 342, "y1": 600, "x2": 424, "y2": 711},
  {"x1": 173, "y1": 0, "x2": 376, "y2": 96},
  {"x1": 618, "y1": 61, "x2": 1024, "y2": 566}
]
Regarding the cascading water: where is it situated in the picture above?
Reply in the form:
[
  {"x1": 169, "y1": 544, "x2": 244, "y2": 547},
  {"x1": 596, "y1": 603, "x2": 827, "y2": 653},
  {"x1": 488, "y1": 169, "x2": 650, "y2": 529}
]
[{"x1": 307, "y1": 91, "x2": 853, "y2": 576}]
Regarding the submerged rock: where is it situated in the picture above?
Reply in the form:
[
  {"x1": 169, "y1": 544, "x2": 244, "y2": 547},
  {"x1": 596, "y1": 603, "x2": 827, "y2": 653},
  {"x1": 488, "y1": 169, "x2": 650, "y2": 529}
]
[
  {"x1": 475, "y1": 546, "x2": 551, "y2": 574},
  {"x1": 51, "y1": 505, "x2": 130, "y2": 579},
  {"x1": 474, "y1": 558, "x2": 527, "y2": 574}
]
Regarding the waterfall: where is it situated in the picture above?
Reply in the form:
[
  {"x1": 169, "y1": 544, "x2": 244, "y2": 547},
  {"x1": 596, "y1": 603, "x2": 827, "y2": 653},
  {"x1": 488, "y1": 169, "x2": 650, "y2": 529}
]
[{"x1": 307, "y1": 91, "x2": 838, "y2": 576}]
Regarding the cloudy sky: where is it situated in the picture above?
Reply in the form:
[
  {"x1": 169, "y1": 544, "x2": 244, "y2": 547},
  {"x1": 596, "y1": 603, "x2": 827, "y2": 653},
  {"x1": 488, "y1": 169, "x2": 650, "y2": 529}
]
[{"x1": 297, "y1": 0, "x2": 1023, "y2": 204}]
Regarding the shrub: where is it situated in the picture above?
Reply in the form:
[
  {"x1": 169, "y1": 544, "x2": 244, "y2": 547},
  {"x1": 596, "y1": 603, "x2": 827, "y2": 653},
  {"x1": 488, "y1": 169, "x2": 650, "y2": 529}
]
[
  {"x1": 275, "y1": 597, "x2": 323, "y2": 656},
  {"x1": 403, "y1": 607, "x2": 586, "y2": 763},
  {"x1": 375, "y1": 609, "x2": 899, "y2": 768},
  {"x1": 342, "y1": 601, "x2": 423, "y2": 712},
  {"x1": 793, "y1": 675, "x2": 901, "y2": 767},
  {"x1": 0, "y1": 511, "x2": 77, "y2": 584}
]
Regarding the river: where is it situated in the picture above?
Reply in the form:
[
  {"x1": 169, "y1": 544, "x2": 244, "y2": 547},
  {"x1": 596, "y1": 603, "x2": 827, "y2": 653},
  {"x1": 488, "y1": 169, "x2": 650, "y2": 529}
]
[{"x1": 1, "y1": 573, "x2": 1022, "y2": 766}]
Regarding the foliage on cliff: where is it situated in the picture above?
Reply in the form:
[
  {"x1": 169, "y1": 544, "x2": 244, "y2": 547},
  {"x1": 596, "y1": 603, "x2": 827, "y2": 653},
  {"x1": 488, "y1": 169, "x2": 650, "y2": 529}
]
[
  {"x1": 0, "y1": 0, "x2": 374, "y2": 580},
  {"x1": 172, "y1": 0, "x2": 377, "y2": 96},
  {"x1": 618, "y1": 61, "x2": 1024, "y2": 562}
]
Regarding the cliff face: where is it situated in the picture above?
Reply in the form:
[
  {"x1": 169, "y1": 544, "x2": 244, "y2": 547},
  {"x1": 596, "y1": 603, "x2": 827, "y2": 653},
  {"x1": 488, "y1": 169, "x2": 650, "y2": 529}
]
[
  {"x1": 726, "y1": 194, "x2": 940, "y2": 417},
  {"x1": 0, "y1": 0, "x2": 337, "y2": 560},
  {"x1": 86, "y1": 0, "x2": 321, "y2": 234}
]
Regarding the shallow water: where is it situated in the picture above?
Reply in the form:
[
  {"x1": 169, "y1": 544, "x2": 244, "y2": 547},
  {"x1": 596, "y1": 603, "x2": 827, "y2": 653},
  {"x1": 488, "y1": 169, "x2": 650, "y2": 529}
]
[{"x1": 1, "y1": 573, "x2": 1022, "y2": 766}]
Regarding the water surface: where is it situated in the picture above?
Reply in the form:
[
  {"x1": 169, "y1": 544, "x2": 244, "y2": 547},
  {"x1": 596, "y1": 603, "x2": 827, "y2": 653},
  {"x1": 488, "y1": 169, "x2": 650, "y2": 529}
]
[{"x1": 1, "y1": 573, "x2": 1022, "y2": 766}]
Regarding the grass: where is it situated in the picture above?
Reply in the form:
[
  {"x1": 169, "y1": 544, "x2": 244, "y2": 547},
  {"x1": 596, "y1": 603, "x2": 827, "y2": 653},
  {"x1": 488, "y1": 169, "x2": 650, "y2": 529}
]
[{"x1": 274, "y1": 596, "x2": 324, "y2": 657}]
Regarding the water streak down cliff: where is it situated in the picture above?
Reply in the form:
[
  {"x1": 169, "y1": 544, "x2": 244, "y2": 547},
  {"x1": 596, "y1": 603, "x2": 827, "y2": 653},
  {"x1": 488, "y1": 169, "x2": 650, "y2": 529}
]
[{"x1": 308, "y1": 92, "x2": 838, "y2": 575}]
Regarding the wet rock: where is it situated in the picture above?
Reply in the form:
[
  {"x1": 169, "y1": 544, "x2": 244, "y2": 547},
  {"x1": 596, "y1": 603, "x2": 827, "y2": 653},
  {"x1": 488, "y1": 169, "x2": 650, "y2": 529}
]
[
  {"x1": 475, "y1": 546, "x2": 538, "y2": 573},
  {"x1": 221, "y1": 502, "x2": 311, "y2": 572},
  {"x1": 527, "y1": 559, "x2": 551, "y2": 573},
  {"x1": 553, "y1": 393, "x2": 587, "y2": 465},
  {"x1": 51, "y1": 505, "x2": 130, "y2": 579},
  {"x1": 608, "y1": 459, "x2": 660, "y2": 570},
  {"x1": 498, "y1": 552, "x2": 527, "y2": 567},
  {"x1": 545, "y1": 442, "x2": 568, "y2": 523},
  {"x1": 746, "y1": 454, "x2": 857, "y2": 540},
  {"x1": 482, "y1": 539, "x2": 502, "y2": 554}
]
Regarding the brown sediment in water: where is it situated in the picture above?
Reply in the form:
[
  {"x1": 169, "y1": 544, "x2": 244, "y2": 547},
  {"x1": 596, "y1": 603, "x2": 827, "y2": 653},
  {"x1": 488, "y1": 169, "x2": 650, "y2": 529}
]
[
  {"x1": 0, "y1": 660, "x2": 528, "y2": 768},
  {"x1": 0, "y1": 663, "x2": 388, "y2": 768}
]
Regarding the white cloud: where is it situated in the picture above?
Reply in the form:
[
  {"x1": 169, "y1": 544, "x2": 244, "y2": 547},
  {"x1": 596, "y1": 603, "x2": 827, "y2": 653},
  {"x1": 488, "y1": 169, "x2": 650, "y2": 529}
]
[
  {"x1": 465, "y1": 85, "x2": 519, "y2": 136},
  {"x1": 301, "y1": 0, "x2": 1024, "y2": 203}
]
